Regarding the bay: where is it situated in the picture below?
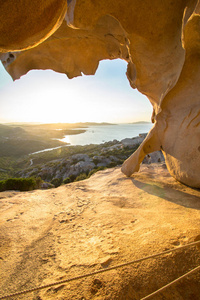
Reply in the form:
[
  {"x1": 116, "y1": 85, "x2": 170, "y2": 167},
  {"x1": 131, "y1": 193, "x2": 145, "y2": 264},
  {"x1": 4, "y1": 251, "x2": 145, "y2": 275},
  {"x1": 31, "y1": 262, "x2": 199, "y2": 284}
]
[{"x1": 59, "y1": 123, "x2": 153, "y2": 146}]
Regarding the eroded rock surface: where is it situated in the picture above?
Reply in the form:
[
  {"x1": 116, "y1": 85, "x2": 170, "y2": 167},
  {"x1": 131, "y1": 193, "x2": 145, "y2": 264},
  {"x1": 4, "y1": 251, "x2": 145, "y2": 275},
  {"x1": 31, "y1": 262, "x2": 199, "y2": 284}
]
[
  {"x1": 0, "y1": 0, "x2": 200, "y2": 187},
  {"x1": 0, "y1": 166, "x2": 200, "y2": 299},
  {"x1": 122, "y1": 14, "x2": 200, "y2": 188},
  {"x1": 0, "y1": 0, "x2": 67, "y2": 52}
]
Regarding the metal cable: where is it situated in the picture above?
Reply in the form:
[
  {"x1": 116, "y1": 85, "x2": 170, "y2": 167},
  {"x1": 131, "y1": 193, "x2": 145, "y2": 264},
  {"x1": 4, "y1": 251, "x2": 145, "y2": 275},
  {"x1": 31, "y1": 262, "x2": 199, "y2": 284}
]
[
  {"x1": 0, "y1": 240, "x2": 199, "y2": 299},
  {"x1": 141, "y1": 265, "x2": 200, "y2": 300}
]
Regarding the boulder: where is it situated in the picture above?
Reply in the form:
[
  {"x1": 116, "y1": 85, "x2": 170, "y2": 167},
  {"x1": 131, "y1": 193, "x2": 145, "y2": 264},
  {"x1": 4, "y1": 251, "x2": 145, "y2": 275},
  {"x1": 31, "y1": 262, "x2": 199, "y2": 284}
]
[
  {"x1": 93, "y1": 155, "x2": 112, "y2": 167},
  {"x1": 121, "y1": 136, "x2": 144, "y2": 147},
  {"x1": 71, "y1": 153, "x2": 92, "y2": 162},
  {"x1": 101, "y1": 144, "x2": 123, "y2": 154},
  {"x1": 41, "y1": 182, "x2": 54, "y2": 189},
  {"x1": 63, "y1": 160, "x2": 95, "y2": 179},
  {"x1": 142, "y1": 151, "x2": 165, "y2": 164}
]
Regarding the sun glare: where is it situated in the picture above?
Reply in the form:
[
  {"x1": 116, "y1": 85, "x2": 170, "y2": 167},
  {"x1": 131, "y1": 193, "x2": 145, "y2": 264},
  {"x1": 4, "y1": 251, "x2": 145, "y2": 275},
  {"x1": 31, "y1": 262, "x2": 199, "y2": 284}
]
[{"x1": 0, "y1": 60, "x2": 152, "y2": 124}]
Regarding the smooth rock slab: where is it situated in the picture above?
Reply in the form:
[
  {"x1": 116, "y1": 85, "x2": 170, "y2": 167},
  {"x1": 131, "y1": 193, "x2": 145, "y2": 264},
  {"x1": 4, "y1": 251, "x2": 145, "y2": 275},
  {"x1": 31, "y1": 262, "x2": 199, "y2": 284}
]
[{"x1": 0, "y1": 165, "x2": 199, "y2": 299}]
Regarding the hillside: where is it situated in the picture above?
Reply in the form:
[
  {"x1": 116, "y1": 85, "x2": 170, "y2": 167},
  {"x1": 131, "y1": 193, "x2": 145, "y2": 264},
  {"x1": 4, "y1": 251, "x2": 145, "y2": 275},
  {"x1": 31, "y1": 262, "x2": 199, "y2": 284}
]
[
  {"x1": 0, "y1": 123, "x2": 108, "y2": 181},
  {"x1": 0, "y1": 124, "x2": 148, "y2": 184},
  {"x1": 0, "y1": 123, "x2": 89, "y2": 157},
  {"x1": 0, "y1": 164, "x2": 199, "y2": 299}
]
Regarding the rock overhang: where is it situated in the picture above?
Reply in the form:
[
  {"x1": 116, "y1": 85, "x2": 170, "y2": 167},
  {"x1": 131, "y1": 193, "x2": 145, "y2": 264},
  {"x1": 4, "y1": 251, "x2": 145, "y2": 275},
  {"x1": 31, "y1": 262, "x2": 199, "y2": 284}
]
[{"x1": 0, "y1": 0, "x2": 200, "y2": 187}]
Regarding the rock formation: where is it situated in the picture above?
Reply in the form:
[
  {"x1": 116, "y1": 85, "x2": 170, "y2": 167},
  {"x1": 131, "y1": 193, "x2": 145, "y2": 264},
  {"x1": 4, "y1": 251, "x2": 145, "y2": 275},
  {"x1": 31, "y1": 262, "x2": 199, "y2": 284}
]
[
  {"x1": 0, "y1": 0, "x2": 68, "y2": 52},
  {"x1": 0, "y1": 166, "x2": 200, "y2": 299},
  {"x1": 0, "y1": 0, "x2": 200, "y2": 187},
  {"x1": 122, "y1": 14, "x2": 200, "y2": 188}
]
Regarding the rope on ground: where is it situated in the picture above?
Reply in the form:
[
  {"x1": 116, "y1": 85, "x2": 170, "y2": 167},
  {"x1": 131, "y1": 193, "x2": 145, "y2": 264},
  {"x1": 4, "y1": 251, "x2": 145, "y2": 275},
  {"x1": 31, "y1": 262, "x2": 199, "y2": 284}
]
[
  {"x1": 141, "y1": 265, "x2": 200, "y2": 300},
  {"x1": 0, "y1": 240, "x2": 199, "y2": 299}
]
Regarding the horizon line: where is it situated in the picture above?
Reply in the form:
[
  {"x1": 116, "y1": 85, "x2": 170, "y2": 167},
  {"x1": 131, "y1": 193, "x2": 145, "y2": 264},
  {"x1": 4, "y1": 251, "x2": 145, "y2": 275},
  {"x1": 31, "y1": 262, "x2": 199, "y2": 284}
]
[{"x1": 0, "y1": 120, "x2": 152, "y2": 126}]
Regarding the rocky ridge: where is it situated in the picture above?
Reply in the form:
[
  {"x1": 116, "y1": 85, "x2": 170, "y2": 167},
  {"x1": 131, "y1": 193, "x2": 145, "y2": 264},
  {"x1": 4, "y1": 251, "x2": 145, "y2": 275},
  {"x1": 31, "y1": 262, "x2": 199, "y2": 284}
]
[{"x1": 17, "y1": 134, "x2": 164, "y2": 187}]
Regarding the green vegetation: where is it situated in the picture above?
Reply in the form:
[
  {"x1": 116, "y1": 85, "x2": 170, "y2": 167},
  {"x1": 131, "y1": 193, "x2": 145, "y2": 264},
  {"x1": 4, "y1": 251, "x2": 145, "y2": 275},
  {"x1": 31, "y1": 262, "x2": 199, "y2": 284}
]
[
  {"x1": 0, "y1": 122, "x2": 92, "y2": 180},
  {"x1": 88, "y1": 166, "x2": 107, "y2": 177},
  {"x1": 74, "y1": 173, "x2": 88, "y2": 182},
  {"x1": 0, "y1": 122, "x2": 94, "y2": 158},
  {"x1": 62, "y1": 166, "x2": 108, "y2": 185},
  {"x1": 0, "y1": 177, "x2": 42, "y2": 192},
  {"x1": 50, "y1": 178, "x2": 63, "y2": 187},
  {"x1": 0, "y1": 123, "x2": 141, "y2": 189},
  {"x1": 63, "y1": 177, "x2": 71, "y2": 184},
  {"x1": 0, "y1": 143, "x2": 139, "y2": 186}
]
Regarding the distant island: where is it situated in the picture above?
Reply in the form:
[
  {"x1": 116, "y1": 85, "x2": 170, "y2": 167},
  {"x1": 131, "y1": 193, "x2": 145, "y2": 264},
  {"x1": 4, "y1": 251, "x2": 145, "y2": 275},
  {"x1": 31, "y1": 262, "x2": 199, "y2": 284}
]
[
  {"x1": 73, "y1": 122, "x2": 116, "y2": 126},
  {"x1": 5, "y1": 122, "x2": 115, "y2": 127},
  {"x1": 130, "y1": 121, "x2": 151, "y2": 124}
]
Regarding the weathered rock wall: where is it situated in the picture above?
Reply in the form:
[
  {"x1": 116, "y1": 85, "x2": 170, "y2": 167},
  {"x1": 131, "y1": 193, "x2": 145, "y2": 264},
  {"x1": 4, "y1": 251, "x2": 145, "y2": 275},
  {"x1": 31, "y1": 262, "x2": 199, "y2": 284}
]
[
  {"x1": 0, "y1": 0, "x2": 200, "y2": 187},
  {"x1": 122, "y1": 13, "x2": 200, "y2": 188}
]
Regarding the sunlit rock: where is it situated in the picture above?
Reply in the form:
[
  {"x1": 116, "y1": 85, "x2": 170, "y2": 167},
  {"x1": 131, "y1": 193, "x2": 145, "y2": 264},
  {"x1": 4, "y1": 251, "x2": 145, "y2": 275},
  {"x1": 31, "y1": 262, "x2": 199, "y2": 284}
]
[
  {"x1": 158, "y1": 15, "x2": 200, "y2": 187},
  {"x1": 2, "y1": 15, "x2": 129, "y2": 80},
  {"x1": 0, "y1": 0, "x2": 200, "y2": 187},
  {"x1": 122, "y1": 14, "x2": 200, "y2": 188},
  {"x1": 0, "y1": 0, "x2": 67, "y2": 52}
]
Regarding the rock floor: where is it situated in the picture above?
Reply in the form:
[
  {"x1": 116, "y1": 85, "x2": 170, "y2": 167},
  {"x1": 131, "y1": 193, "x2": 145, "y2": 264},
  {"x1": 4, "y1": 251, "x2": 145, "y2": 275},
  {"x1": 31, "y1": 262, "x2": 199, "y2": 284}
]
[{"x1": 0, "y1": 163, "x2": 200, "y2": 299}]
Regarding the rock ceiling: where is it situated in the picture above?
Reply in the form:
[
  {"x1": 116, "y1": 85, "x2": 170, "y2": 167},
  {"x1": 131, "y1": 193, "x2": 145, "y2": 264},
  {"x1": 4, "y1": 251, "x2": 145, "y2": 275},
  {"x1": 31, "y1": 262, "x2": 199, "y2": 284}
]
[{"x1": 0, "y1": 0, "x2": 200, "y2": 187}]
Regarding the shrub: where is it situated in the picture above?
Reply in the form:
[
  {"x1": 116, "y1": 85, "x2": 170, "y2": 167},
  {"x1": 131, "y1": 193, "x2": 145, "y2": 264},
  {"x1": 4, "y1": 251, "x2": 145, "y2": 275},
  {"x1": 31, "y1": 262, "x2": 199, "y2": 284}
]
[
  {"x1": 0, "y1": 180, "x2": 6, "y2": 192},
  {"x1": 108, "y1": 161, "x2": 118, "y2": 168},
  {"x1": 50, "y1": 178, "x2": 62, "y2": 188},
  {"x1": 0, "y1": 177, "x2": 38, "y2": 192},
  {"x1": 88, "y1": 169, "x2": 97, "y2": 177},
  {"x1": 74, "y1": 173, "x2": 88, "y2": 182},
  {"x1": 34, "y1": 177, "x2": 43, "y2": 189},
  {"x1": 88, "y1": 166, "x2": 106, "y2": 178},
  {"x1": 69, "y1": 174, "x2": 76, "y2": 182},
  {"x1": 63, "y1": 177, "x2": 71, "y2": 184},
  {"x1": 92, "y1": 158, "x2": 100, "y2": 165}
]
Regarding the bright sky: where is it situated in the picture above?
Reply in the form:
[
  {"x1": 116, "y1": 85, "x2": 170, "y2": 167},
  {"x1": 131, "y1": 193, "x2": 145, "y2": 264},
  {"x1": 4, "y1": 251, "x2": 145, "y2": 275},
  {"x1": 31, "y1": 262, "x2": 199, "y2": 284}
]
[{"x1": 0, "y1": 59, "x2": 152, "y2": 124}]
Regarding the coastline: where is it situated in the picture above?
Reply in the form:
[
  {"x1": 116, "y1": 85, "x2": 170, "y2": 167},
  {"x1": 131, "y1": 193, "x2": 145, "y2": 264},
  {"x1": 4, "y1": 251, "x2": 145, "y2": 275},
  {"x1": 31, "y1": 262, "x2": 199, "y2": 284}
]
[
  {"x1": 57, "y1": 123, "x2": 153, "y2": 147},
  {"x1": 14, "y1": 132, "x2": 165, "y2": 189},
  {"x1": 0, "y1": 122, "x2": 153, "y2": 182}
]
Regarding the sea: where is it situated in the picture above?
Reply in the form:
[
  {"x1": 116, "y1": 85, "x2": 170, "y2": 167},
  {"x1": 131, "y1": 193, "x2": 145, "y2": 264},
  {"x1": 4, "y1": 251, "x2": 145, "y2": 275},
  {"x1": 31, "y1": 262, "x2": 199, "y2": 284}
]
[
  {"x1": 31, "y1": 123, "x2": 153, "y2": 155},
  {"x1": 60, "y1": 123, "x2": 153, "y2": 146}
]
